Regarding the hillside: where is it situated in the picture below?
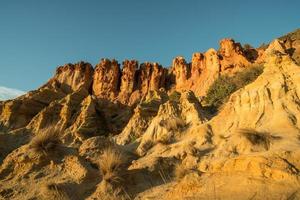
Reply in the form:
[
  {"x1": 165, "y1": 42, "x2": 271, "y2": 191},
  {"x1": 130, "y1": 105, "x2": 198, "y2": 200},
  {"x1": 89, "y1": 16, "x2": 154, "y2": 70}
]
[{"x1": 0, "y1": 29, "x2": 300, "y2": 200}]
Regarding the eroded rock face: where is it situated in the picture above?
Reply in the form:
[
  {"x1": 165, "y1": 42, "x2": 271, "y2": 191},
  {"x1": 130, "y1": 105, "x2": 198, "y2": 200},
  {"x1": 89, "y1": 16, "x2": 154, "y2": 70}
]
[
  {"x1": 0, "y1": 88, "x2": 65, "y2": 130},
  {"x1": 191, "y1": 53, "x2": 205, "y2": 79},
  {"x1": 219, "y1": 38, "x2": 250, "y2": 71},
  {"x1": 118, "y1": 60, "x2": 138, "y2": 104},
  {"x1": 211, "y1": 51, "x2": 300, "y2": 135},
  {"x1": 48, "y1": 61, "x2": 94, "y2": 93},
  {"x1": 138, "y1": 62, "x2": 166, "y2": 95},
  {"x1": 116, "y1": 89, "x2": 168, "y2": 145},
  {"x1": 1, "y1": 32, "x2": 300, "y2": 200},
  {"x1": 191, "y1": 48, "x2": 221, "y2": 96},
  {"x1": 26, "y1": 88, "x2": 108, "y2": 142},
  {"x1": 0, "y1": 36, "x2": 293, "y2": 134},
  {"x1": 93, "y1": 59, "x2": 121, "y2": 100},
  {"x1": 172, "y1": 56, "x2": 191, "y2": 89},
  {"x1": 279, "y1": 28, "x2": 300, "y2": 64}
]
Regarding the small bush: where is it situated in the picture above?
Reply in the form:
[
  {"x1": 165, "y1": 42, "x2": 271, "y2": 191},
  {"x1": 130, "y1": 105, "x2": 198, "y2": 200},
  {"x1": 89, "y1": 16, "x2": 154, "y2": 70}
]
[
  {"x1": 239, "y1": 129, "x2": 280, "y2": 150},
  {"x1": 156, "y1": 133, "x2": 172, "y2": 145},
  {"x1": 99, "y1": 147, "x2": 127, "y2": 185},
  {"x1": 41, "y1": 183, "x2": 70, "y2": 200},
  {"x1": 233, "y1": 65, "x2": 264, "y2": 86},
  {"x1": 204, "y1": 76, "x2": 236, "y2": 109},
  {"x1": 204, "y1": 65, "x2": 263, "y2": 111},
  {"x1": 160, "y1": 117, "x2": 185, "y2": 132},
  {"x1": 30, "y1": 129, "x2": 61, "y2": 156},
  {"x1": 174, "y1": 162, "x2": 193, "y2": 180}
]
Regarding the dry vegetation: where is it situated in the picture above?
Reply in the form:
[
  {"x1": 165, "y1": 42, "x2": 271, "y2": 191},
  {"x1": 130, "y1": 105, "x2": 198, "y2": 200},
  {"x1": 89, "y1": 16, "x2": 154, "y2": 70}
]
[
  {"x1": 99, "y1": 147, "x2": 127, "y2": 185},
  {"x1": 30, "y1": 129, "x2": 61, "y2": 156},
  {"x1": 204, "y1": 65, "x2": 264, "y2": 112},
  {"x1": 174, "y1": 163, "x2": 189, "y2": 180},
  {"x1": 41, "y1": 183, "x2": 70, "y2": 200},
  {"x1": 160, "y1": 117, "x2": 185, "y2": 132},
  {"x1": 239, "y1": 129, "x2": 280, "y2": 150}
]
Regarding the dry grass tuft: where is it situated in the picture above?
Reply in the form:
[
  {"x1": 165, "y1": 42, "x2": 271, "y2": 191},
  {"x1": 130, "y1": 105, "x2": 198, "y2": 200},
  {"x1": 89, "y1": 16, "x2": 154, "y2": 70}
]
[
  {"x1": 99, "y1": 147, "x2": 127, "y2": 185},
  {"x1": 97, "y1": 190, "x2": 127, "y2": 200},
  {"x1": 174, "y1": 162, "x2": 192, "y2": 180},
  {"x1": 156, "y1": 133, "x2": 172, "y2": 145},
  {"x1": 30, "y1": 129, "x2": 61, "y2": 156},
  {"x1": 41, "y1": 183, "x2": 70, "y2": 200},
  {"x1": 160, "y1": 117, "x2": 185, "y2": 132},
  {"x1": 239, "y1": 129, "x2": 280, "y2": 150}
]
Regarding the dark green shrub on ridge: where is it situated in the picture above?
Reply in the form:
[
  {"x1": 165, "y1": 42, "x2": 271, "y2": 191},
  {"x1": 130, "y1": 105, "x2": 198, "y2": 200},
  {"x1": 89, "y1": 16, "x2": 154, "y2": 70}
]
[{"x1": 204, "y1": 65, "x2": 264, "y2": 112}]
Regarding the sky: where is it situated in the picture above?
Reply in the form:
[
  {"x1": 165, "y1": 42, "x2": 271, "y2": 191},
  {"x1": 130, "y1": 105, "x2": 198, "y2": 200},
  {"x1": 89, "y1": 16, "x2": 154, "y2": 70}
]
[{"x1": 0, "y1": 0, "x2": 300, "y2": 91}]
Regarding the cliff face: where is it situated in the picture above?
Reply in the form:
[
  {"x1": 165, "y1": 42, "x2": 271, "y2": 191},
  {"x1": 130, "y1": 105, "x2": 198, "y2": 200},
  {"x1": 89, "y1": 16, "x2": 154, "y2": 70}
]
[
  {"x1": 1, "y1": 29, "x2": 300, "y2": 200},
  {"x1": 0, "y1": 34, "x2": 297, "y2": 136},
  {"x1": 93, "y1": 59, "x2": 121, "y2": 100},
  {"x1": 48, "y1": 62, "x2": 94, "y2": 93}
]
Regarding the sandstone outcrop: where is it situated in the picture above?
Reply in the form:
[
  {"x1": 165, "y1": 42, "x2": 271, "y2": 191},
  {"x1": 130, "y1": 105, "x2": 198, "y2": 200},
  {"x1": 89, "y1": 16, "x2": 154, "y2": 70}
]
[
  {"x1": 47, "y1": 61, "x2": 94, "y2": 93},
  {"x1": 279, "y1": 28, "x2": 300, "y2": 64},
  {"x1": 26, "y1": 88, "x2": 108, "y2": 143},
  {"x1": 1, "y1": 30, "x2": 300, "y2": 200},
  {"x1": 138, "y1": 62, "x2": 166, "y2": 96},
  {"x1": 133, "y1": 40, "x2": 300, "y2": 199},
  {"x1": 118, "y1": 60, "x2": 139, "y2": 104},
  {"x1": 218, "y1": 38, "x2": 250, "y2": 71},
  {"x1": 0, "y1": 37, "x2": 263, "y2": 134},
  {"x1": 92, "y1": 59, "x2": 121, "y2": 100},
  {"x1": 116, "y1": 89, "x2": 168, "y2": 145},
  {"x1": 172, "y1": 56, "x2": 190, "y2": 89}
]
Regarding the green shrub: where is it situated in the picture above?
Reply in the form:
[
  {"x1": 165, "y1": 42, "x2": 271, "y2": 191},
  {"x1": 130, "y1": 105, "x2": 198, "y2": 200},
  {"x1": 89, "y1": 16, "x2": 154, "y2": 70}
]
[
  {"x1": 232, "y1": 65, "x2": 264, "y2": 86},
  {"x1": 204, "y1": 76, "x2": 236, "y2": 109},
  {"x1": 204, "y1": 65, "x2": 263, "y2": 112}
]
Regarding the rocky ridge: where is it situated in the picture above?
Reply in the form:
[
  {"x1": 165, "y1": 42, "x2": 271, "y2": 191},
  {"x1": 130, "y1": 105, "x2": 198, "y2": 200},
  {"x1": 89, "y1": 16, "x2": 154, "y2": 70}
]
[{"x1": 0, "y1": 29, "x2": 300, "y2": 200}]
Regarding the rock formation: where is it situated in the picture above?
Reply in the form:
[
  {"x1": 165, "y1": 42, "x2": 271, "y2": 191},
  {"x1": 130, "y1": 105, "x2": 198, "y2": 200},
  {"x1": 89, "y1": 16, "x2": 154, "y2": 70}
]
[
  {"x1": 1, "y1": 29, "x2": 300, "y2": 200},
  {"x1": 48, "y1": 61, "x2": 94, "y2": 93},
  {"x1": 93, "y1": 59, "x2": 121, "y2": 100},
  {"x1": 218, "y1": 38, "x2": 250, "y2": 71}
]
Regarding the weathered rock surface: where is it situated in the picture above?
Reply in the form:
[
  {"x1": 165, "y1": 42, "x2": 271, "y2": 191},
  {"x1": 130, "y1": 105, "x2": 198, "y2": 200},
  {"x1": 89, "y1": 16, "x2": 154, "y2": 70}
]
[
  {"x1": 0, "y1": 37, "x2": 263, "y2": 133},
  {"x1": 47, "y1": 61, "x2": 94, "y2": 93},
  {"x1": 116, "y1": 89, "x2": 168, "y2": 145},
  {"x1": 92, "y1": 59, "x2": 121, "y2": 100},
  {"x1": 219, "y1": 38, "x2": 251, "y2": 71},
  {"x1": 134, "y1": 40, "x2": 300, "y2": 199},
  {"x1": 118, "y1": 60, "x2": 139, "y2": 104},
  {"x1": 1, "y1": 30, "x2": 300, "y2": 200}
]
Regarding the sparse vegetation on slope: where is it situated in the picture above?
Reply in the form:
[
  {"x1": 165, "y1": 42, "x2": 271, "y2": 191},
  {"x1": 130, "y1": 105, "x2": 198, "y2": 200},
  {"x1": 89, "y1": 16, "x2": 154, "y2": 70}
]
[
  {"x1": 174, "y1": 162, "x2": 193, "y2": 180},
  {"x1": 239, "y1": 129, "x2": 281, "y2": 150},
  {"x1": 99, "y1": 147, "x2": 127, "y2": 185},
  {"x1": 30, "y1": 129, "x2": 61, "y2": 156},
  {"x1": 41, "y1": 183, "x2": 70, "y2": 200},
  {"x1": 204, "y1": 65, "x2": 264, "y2": 112}
]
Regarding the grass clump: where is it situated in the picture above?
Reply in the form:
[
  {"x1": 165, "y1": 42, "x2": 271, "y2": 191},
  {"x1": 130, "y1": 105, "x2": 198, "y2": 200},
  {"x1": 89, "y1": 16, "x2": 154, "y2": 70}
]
[
  {"x1": 239, "y1": 129, "x2": 280, "y2": 150},
  {"x1": 99, "y1": 147, "x2": 127, "y2": 185},
  {"x1": 41, "y1": 183, "x2": 70, "y2": 200},
  {"x1": 159, "y1": 117, "x2": 185, "y2": 132},
  {"x1": 30, "y1": 129, "x2": 61, "y2": 156},
  {"x1": 174, "y1": 162, "x2": 194, "y2": 180},
  {"x1": 204, "y1": 65, "x2": 263, "y2": 112}
]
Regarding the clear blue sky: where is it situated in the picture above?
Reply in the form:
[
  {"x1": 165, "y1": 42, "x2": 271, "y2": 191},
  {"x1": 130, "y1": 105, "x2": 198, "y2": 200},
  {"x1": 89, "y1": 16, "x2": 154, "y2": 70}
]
[{"x1": 0, "y1": 0, "x2": 299, "y2": 91}]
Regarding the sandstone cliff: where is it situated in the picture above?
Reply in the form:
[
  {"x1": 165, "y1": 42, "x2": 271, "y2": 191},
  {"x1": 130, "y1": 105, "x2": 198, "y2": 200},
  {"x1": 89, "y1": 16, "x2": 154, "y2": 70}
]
[{"x1": 1, "y1": 29, "x2": 300, "y2": 200}]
